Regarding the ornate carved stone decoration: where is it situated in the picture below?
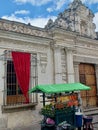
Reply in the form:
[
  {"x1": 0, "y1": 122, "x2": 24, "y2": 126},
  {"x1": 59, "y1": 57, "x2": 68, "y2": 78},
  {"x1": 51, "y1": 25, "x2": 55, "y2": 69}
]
[
  {"x1": 61, "y1": 49, "x2": 67, "y2": 83},
  {"x1": 45, "y1": 0, "x2": 97, "y2": 39},
  {"x1": 0, "y1": 19, "x2": 49, "y2": 38},
  {"x1": 0, "y1": 0, "x2": 97, "y2": 39},
  {"x1": 40, "y1": 53, "x2": 47, "y2": 73},
  {"x1": 45, "y1": 19, "x2": 54, "y2": 30}
]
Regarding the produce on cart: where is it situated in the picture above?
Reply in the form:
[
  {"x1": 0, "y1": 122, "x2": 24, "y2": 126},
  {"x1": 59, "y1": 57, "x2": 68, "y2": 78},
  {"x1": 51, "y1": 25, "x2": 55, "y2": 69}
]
[
  {"x1": 29, "y1": 83, "x2": 90, "y2": 130},
  {"x1": 40, "y1": 92, "x2": 78, "y2": 125}
]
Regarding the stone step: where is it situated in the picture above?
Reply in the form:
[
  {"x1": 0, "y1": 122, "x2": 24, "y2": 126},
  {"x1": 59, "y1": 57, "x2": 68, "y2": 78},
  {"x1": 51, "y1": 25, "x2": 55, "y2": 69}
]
[
  {"x1": 83, "y1": 107, "x2": 98, "y2": 126},
  {"x1": 84, "y1": 109, "x2": 98, "y2": 116},
  {"x1": 84, "y1": 107, "x2": 98, "y2": 113},
  {"x1": 83, "y1": 107, "x2": 98, "y2": 116}
]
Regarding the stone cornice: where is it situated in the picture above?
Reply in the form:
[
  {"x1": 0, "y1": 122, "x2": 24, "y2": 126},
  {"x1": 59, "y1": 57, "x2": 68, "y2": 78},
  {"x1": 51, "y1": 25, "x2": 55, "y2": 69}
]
[
  {"x1": 76, "y1": 34, "x2": 98, "y2": 45},
  {"x1": 73, "y1": 54, "x2": 98, "y2": 64},
  {"x1": 0, "y1": 30, "x2": 52, "y2": 46},
  {"x1": 52, "y1": 27, "x2": 98, "y2": 44},
  {"x1": 51, "y1": 27, "x2": 78, "y2": 38},
  {"x1": 0, "y1": 38, "x2": 49, "y2": 53},
  {"x1": 0, "y1": 19, "x2": 51, "y2": 39}
]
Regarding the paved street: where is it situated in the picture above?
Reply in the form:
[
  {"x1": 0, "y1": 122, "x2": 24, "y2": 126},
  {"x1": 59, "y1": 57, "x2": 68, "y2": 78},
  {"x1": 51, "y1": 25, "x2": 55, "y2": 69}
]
[
  {"x1": 1, "y1": 124, "x2": 98, "y2": 130},
  {"x1": 12, "y1": 123, "x2": 98, "y2": 130},
  {"x1": 12, "y1": 124, "x2": 98, "y2": 130},
  {"x1": 13, "y1": 123, "x2": 41, "y2": 130},
  {"x1": 1, "y1": 123, "x2": 41, "y2": 130},
  {"x1": 1, "y1": 121, "x2": 98, "y2": 130}
]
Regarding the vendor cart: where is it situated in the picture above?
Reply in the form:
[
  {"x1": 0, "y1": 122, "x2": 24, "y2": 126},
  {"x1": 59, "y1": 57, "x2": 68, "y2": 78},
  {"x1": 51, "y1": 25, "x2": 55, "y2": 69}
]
[{"x1": 29, "y1": 83, "x2": 90, "y2": 130}]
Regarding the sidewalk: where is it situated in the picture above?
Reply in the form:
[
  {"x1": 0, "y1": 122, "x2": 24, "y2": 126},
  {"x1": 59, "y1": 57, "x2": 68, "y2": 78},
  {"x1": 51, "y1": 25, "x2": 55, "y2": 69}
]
[
  {"x1": 1, "y1": 122, "x2": 98, "y2": 130},
  {"x1": 0, "y1": 123, "x2": 41, "y2": 130},
  {"x1": 1, "y1": 124, "x2": 98, "y2": 130},
  {"x1": 12, "y1": 123, "x2": 98, "y2": 130},
  {"x1": 13, "y1": 123, "x2": 41, "y2": 130}
]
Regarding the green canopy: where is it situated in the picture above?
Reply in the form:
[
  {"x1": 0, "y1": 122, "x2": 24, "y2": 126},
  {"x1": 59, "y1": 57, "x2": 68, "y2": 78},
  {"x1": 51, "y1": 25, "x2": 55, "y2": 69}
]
[{"x1": 29, "y1": 83, "x2": 91, "y2": 94}]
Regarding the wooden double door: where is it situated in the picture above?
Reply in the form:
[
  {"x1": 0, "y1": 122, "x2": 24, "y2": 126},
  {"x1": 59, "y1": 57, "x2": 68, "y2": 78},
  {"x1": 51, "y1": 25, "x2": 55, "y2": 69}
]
[{"x1": 79, "y1": 63, "x2": 97, "y2": 107}]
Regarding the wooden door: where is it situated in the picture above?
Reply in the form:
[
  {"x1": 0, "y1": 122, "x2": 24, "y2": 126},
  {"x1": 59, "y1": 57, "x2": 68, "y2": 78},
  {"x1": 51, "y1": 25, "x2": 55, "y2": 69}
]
[{"x1": 79, "y1": 63, "x2": 97, "y2": 107}]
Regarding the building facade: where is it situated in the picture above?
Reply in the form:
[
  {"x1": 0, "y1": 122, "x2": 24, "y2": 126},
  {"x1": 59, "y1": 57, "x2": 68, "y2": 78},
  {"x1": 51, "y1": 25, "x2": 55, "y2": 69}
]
[{"x1": 0, "y1": 0, "x2": 98, "y2": 129}]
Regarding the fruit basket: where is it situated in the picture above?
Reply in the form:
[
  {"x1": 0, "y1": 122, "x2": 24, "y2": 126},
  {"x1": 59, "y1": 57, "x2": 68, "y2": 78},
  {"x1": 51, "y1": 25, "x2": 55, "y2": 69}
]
[
  {"x1": 41, "y1": 108, "x2": 55, "y2": 117},
  {"x1": 41, "y1": 104, "x2": 55, "y2": 117}
]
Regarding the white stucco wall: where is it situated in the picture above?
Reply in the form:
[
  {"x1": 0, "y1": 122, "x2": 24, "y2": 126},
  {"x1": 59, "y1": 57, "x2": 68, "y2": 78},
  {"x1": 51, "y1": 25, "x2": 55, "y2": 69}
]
[
  {"x1": 0, "y1": 18, "x2": 98, "y2": 129},
  {"x1": 0, "y1": 49, "x2": 5, "y2": 110},
  {"x1": 0, "y1": 30, "x2": 54, "y2": 129}
]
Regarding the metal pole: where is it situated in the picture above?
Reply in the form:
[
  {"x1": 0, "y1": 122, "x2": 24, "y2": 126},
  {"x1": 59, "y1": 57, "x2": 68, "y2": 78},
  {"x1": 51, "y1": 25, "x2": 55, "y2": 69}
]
[
  {"x1": 43, "y1": 93, "x2": 45, "y2": 107},
  {"x1": 78, "y1": 127, "x2": 81, "y2": 130}
]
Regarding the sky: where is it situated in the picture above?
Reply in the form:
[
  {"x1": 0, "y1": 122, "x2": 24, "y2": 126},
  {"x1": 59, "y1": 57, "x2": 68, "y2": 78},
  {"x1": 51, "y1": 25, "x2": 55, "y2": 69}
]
[{"x1": 0, "y1": 0, "x2": 98, "y2": 31}]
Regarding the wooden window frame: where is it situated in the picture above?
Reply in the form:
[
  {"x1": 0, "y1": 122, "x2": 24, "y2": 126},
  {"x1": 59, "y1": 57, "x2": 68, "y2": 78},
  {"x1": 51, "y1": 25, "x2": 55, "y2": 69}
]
[{"x1": 2, "y1": 50, "x2": 38, "y2": 112}]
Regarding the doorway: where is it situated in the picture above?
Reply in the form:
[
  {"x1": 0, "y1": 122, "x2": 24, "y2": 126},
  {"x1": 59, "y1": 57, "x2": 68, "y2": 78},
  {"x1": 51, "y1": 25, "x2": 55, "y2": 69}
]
[{"x1": 79, "y1": 63, "x2": 97, "y2": 107}]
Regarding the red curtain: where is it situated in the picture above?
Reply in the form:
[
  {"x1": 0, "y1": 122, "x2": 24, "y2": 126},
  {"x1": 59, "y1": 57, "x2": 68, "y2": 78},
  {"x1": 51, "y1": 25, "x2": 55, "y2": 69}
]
[{"x1": 12, "y1": 51, "x2": 31, "y2": 103}]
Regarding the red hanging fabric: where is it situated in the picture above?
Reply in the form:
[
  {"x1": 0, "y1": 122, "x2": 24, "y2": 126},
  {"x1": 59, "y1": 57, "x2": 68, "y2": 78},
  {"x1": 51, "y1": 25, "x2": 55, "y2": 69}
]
[{"x1": 12, "y1": 51, "x2": 31, "y2": 103}]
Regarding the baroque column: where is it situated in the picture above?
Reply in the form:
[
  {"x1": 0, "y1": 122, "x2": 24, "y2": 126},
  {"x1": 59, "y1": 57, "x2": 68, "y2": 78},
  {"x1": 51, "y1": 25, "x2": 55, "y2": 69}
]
[
  {"x1": 65, "y1": 47, "x2": 75, "y2": 83},
  {"x1": 74, "y1": 62, "x2": 80, "y2": 82},
  {"x1": 54, "y1": 47, "x2": 62, "y2": 83},
  {"x1": 95, "y1": 65, "x2": 98, "y2": 105}
]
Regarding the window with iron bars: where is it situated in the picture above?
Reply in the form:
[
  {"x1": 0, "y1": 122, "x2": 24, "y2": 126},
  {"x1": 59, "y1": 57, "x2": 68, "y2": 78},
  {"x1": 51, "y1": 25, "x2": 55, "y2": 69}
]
[{"x1": 3, "y1": 50, "x2": 38, "y2": 106}]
